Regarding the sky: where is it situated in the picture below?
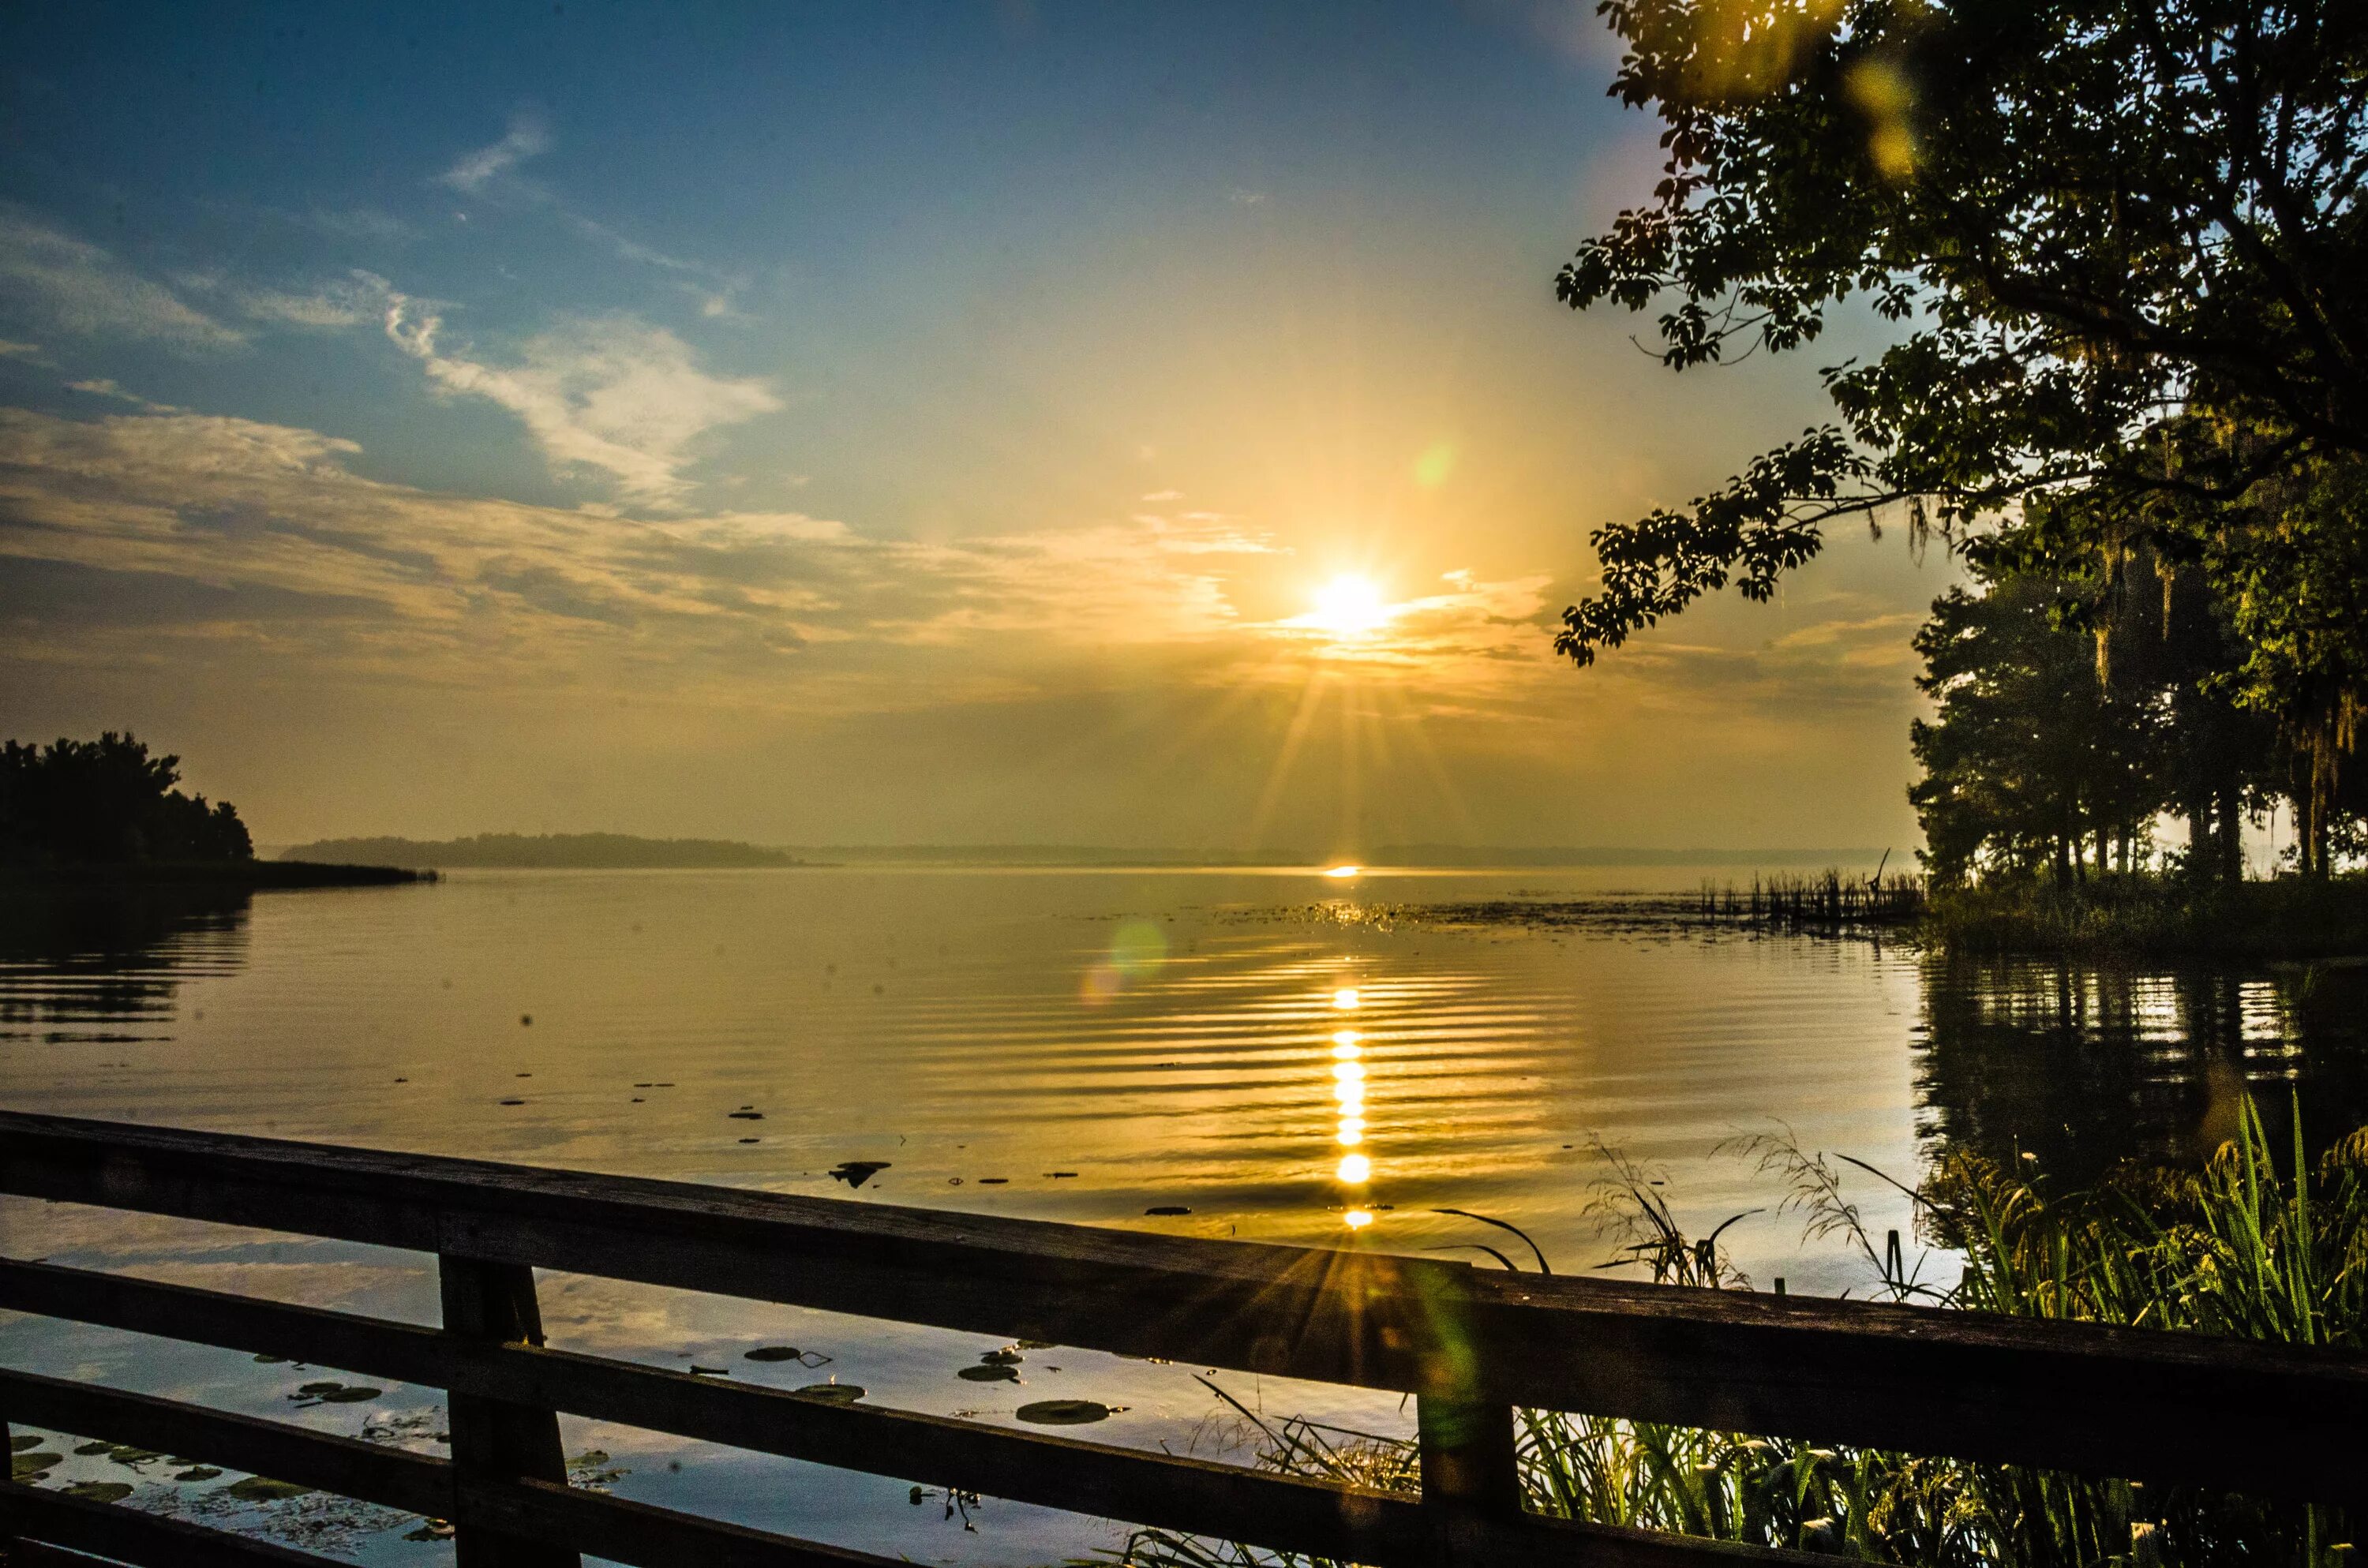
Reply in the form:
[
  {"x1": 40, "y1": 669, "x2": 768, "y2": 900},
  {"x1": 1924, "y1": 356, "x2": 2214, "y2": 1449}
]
[{"x1": 0, "y1": 1, "x2": 1958, "y2": 854}]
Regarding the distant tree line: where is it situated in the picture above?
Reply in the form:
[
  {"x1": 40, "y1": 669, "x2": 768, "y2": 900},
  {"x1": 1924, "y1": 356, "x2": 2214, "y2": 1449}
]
[
  {"x1": 1547, "y1": 0, "x2": 2367, "y2": 882},
  {"x1": 283, "y1": 833, "x2": 803, "y2": 870},
  {"x1": 1, "y1": 734, "x2": 253, "y2": 867}
]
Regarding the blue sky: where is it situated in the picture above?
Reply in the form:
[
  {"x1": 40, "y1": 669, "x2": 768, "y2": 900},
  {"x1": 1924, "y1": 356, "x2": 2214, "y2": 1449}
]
[{"x1": 0, "y1": 2, "x2": 1953, "y2": 849}]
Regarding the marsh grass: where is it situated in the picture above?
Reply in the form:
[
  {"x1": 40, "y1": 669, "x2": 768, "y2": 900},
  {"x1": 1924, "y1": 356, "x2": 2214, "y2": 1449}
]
[
  {"x1": 1919, "y1": 874, "x2": 2368, "y2": 959},
  {"x1": 1117, "y1": 1096, "x2": 2366, "y2": 1567}
]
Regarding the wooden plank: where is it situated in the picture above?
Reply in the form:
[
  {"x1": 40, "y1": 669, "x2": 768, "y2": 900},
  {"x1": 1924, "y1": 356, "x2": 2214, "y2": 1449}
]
[
  {"x1": 437, "y1": 1256, "x2": 576, "y2": 1568},
  {"x1": 0, "y1": 1256, "x2": 1418, "y2": 1565},
  {"x1": 0, "y1": 1258, "x2": 1824, "y2": 1568},
  {"x1": 0, "y1": 1370, "x2": 450, "y2": 1521},
  {"x1": 1416, "y1": 1394, "x2": 1519, "y2": 1566},
  {"x1": 455, "y1": 1474, "x2": 907, "y2": 1568},
  {"x1": 6, "y1": 1112, "x2": 2367, "y2": 1503},
  {"x1": 0, "y1": 1480, "x2": 350, "y2": 1568}
]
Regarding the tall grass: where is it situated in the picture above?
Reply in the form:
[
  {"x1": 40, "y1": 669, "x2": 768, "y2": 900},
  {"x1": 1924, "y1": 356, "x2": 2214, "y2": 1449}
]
[
  {"x1": 1919, "y1": 873, "x2": 2368, "y2": 959},
  {"x1": 1117, "y1": 1097, "x2": 2366, "y2": 1567}
]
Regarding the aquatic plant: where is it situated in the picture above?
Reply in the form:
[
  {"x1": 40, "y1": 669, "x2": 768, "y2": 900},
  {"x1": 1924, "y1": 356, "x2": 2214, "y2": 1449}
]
[{"x1": 1117, "y1": 1095, "x2": 2366, "y2": 1568}]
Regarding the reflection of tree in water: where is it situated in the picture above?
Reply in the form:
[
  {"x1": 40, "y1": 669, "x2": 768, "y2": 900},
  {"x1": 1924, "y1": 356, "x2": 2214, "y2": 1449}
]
[
  {"x1": 1913, "y1": 956, "x2": 2368, "y2": 1184},
  {"x1": 0, "y1": 890, "x2": 250, "y2": 1043}
]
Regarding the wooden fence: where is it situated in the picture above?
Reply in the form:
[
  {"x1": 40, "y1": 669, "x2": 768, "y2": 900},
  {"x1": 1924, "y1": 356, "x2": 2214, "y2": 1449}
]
[{"x1": 2, "y1": 1111, "x2": 2363, "y2": 1567}]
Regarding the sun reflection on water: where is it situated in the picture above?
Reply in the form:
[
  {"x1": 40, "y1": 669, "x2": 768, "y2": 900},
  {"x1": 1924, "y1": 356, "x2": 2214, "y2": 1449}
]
[{"x1": 1328, "y1": 982, "x2": 1375, "y2": 1225}]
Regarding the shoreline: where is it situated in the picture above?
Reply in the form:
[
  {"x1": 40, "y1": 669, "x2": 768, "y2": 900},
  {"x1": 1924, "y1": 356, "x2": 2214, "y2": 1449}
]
[{"x1": 1, "y1": 859, "x2": 437, "y2": 891}]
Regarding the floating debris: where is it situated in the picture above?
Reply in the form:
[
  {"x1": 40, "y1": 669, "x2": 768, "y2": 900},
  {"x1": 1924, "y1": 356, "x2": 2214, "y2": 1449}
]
[
  {"x1": 498, "y1": 1098, "x2": 525, "y2": 1106},
  {"x1": 1017, "y1": 1400, "x2": 1118, "y2": 1425},
  {"x1": 829, "y1": 1160, "x2": 890, "y2": 1188},
  {"x1": 728, "y1": 1111, "x2": 763, "y2": 1121},
  {"x1": 519, "y1": 1015, "x2": 532, "y2": 1026},
  {"x1": 978, "y1": 1177, "x2": 1009, "y2": 1184},
  {"x1": 1145, "y1": 1206, "x2": 1190, "y2": 1216},
  {"x1": 737, "y1": 1137, "x2": 759, "y2": 1144},
  {"x1": 1046, "y1": 1171, "x2": 1078, "y2": 1179}
]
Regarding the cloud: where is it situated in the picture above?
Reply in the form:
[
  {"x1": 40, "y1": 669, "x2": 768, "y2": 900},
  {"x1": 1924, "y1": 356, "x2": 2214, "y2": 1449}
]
[
  {"x1": 234, "y1": 282, "x2": 377, "y2": 329},
  {"x1": 0, "y1": 407, "x2": 1280, "y2": 699},
  {"x1": 440, "y1": 110, "x2": 552, "y2": 193},
  {"x1": 67, "y1": 379, "x2": 181, "y2": 414},
  {"x1": 0, "y1": 339, "x2": 41, "y2": 359},
  {"x1": 0, "y1": 209, "x2": 242, "y2": 348},
  {"x1": 378, "y1": 287, "x2": 779, "y2": 504}
]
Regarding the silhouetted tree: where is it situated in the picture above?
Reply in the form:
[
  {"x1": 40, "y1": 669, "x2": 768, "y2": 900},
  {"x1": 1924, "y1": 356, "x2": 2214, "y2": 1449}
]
[
  {"x1": 1909, "y1": 563, "x2": 2163, "y2": 883},
  {"x1": 1554, "y1": 0, "x2": 2368, "y2": 670},
  {"x1": 0, "y1": 734, "x2": 253, "y2": 868}
]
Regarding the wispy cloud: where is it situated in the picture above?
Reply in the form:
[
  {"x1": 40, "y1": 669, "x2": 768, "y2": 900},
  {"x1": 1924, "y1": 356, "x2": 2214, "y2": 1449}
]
[
  {"x1": 378, "y1": 286, "x2": 779, "y2": 504},
  {"x1": 439, "y1": 110, "x2": 552, "y2": 193},
  {"x1": 67, "y1": 378, "x2": 181, "y2": 414},
  {"x1": 0, "y1": 209, "x2": 242, "y2": 349},
  {"x1": 0, "y1": 406, "x2": 1281, "y2": 701}
]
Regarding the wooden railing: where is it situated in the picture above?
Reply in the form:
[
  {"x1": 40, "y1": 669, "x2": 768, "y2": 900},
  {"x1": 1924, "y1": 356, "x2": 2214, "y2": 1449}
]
[{"x1": 2, "y1": 1111, "x2": 2363, "y2": 1567}]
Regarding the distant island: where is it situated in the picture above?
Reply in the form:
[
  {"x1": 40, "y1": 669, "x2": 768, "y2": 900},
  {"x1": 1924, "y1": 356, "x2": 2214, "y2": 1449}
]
[
  {"x1": 2, "y1": 732, "x2": 428, "y2": 889},
  {"x1": 283, "y1": 833, "x2": 809, "y2": 870}
]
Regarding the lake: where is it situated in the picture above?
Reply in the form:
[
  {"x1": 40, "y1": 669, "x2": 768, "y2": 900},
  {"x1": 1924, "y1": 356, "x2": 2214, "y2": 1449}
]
[{"x1": 5, "y1": 867, "x2": 2365, "y2": 1563}]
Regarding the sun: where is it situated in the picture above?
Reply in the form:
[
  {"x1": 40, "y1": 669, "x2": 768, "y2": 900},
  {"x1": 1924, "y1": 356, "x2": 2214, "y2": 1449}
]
[{"x1": 1307, "y1": 574, "x2": 1392, "y2": 638}]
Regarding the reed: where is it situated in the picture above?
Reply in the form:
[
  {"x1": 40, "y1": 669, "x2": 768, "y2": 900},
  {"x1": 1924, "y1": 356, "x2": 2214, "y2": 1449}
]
[{"x1": 1116, "y1": 1095, "x2": 2366, "y2": 1568}]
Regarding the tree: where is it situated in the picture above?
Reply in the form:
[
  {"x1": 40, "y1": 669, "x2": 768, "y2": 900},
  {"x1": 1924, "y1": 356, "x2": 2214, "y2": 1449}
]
[
  {"x1": 1553, "y1": 0, "x2": 2368, "y2": 667},
  {"x1": 1909, "y1": 562, "x2": 2163, "y2": 883},
  {"x1": 0, "y1": 734, "x2": 254, "y2": 867}
]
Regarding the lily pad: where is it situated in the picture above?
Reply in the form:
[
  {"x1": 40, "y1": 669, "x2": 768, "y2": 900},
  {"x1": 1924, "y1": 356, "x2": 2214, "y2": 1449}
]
[
  {"x1": 106, "y1": 1446, "x2": 164, "y2": 1465},
  {"x1": 1145, "y1": 1206, "x2": 1191, "y2": 1216},
  {"x1": 12, "y1": 1451, "x2": 61, "y2": 1480},
  {"x1": 253, "y1": 1353, "x2": 287, "y2": 1364},
  {"x1": 225, "y1": 1476, "x2": 313, "y2": 1503},
  {"x1": 743, "y1": 1346, "x2": 803, "y2": 1362},
  {"x1": 61, "y1": 1481, "x2": 134, "y2": 1504},
  {"x1": 317, "y1": 1386, "x2": 381, "y2": 1404},
  {"x1": 957, "y1": 1364, "x2": 1019, "y2": 1383},
  {"x1": 728, "y1": 1111, "x2": 763, "y2": 1121},
  {"x1": 74, "y1": 1442, "x2": 114, "y2": 1456},
  {"x1": 404, "y1": 1520, "x2": 456, "y2": 1542},
  {"x1": 790, "y1": 1383, "x2": 865, "y2": 1404},
  {"x1": 8, "y1": 1435, "x2": 38, "y2": 1453},
  {"x1": 174, "y1": 1466, "x2": 223, "y2": 1482},
  {"x1": 1017, "y1": 1400, "x2": 1118, "y2": 1425},
  {"x1": 979, "y1": 1346, "x2": 1024, "y2": 1366}
]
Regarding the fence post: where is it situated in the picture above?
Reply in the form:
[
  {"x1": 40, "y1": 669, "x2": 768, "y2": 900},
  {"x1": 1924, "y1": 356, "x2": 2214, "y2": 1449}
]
[
  {"x1": 1415, "y1": 1392, "x2": 1519, "y2": 1566},
  {"x1": 439, "y1": 1255, "x2": 579, "y2": 1568}
]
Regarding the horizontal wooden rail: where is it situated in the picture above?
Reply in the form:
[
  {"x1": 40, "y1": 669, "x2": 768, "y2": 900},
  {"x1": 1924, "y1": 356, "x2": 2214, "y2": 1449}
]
[
  {"x1": 3, "y1": 1110, "x2": 2363, "y2": 1567},
  {"x1": 0, "y1": 1481, "x2": 349, "y2": 1567},
  {"x1": 0, "y1": 1257, "x2": 1797, "y2": 1567}
]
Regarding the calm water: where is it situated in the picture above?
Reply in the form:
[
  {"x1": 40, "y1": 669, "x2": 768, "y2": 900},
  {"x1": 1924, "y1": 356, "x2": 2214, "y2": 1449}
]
[{"x1": 5, "y1": 868, "x2": 2366, "y2": 1564}]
